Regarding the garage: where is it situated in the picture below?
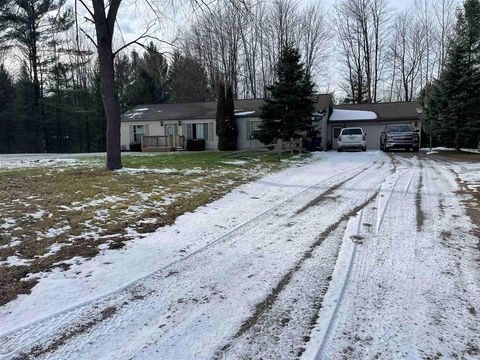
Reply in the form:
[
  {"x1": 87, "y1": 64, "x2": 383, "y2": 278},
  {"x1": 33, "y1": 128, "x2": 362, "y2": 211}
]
[{"x1": 325, "y1": 102, "x2": 422, "y2": 150}]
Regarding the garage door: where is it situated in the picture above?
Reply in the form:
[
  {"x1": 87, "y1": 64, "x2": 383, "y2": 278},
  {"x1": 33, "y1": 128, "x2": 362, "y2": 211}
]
[{"x1": 360, "y1": 124, "x2": 385, "y2": 150}]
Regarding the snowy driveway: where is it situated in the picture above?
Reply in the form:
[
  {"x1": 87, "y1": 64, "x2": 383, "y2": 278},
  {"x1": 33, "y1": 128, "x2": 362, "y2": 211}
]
[{"x1": 1, "y1": 151, "x2": 479, "y2": 359}]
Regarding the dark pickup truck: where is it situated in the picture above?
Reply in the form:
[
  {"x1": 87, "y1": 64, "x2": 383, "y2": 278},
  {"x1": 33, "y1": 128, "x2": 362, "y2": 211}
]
[{"x1": 380, "y1": 124, "x2": 420, "y2": 152}]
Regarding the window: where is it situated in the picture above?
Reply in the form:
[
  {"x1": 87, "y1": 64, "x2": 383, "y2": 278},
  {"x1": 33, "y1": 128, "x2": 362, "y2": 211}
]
[
  {"x1": 133, "y1": 125, "x2": 144, "y2": 144},
  {"x1": 186, "y1": 123, "x2": 213, "y2": 141},
  {"x1": 247, "y1": 121, "x2": 262, "y2": 140},
  {"x1": 341, "y1": 128, "x2": 363, "y2": 135},
  {"x1": 387, "y1": 125, "x2": 414, "y2": 133}
]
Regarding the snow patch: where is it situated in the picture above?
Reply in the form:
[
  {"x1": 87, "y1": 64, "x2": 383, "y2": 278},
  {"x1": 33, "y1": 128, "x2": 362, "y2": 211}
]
[
  {"x1": 0, "y1": 255, "x2": 31, "y2": 267},
  {"x1": 222, "y1": 160, "x2": 248, "y2": 166},
  {"x1": 1, "y1": 218, "x2": 16, "y2": 229},
  {"x1": 329, "y1": 109, "x2": 377, "y2": 121},
  {"x1": 27, "y1": 210, "x2": 46, "y2": 219}
]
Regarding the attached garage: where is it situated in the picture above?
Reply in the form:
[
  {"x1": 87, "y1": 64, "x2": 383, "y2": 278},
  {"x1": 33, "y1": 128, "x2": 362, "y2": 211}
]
[{"x1": 325, "y1": 102, "x2": 422, "y2": 150}]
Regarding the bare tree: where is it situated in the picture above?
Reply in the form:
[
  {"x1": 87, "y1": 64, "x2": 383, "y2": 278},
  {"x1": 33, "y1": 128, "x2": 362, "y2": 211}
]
[
  {"x1": 390, "y1": 12, "x2": 426, "y2": 101},
  {"x1": 370, "y1": 0, "x2": 389, "y2": 102},
  {"x1": 335, "y1": 0, "x2": 390, "y2": 103},
  {"x1": 269, "y1": 0, "x2": 301, "y2": 53},
  {"x1": 433, "y1": 0, "x2": 457, "y2": 75},
  {"x1": 300, "y1": 2, "x2": 330, "y2": 78}
]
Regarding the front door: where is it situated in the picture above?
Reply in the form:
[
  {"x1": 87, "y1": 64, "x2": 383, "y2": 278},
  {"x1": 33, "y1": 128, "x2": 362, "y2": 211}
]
[
  {"x1": 165, "y1": 124, "x2": 178, "y2": 147},
  {"x1": 332, "y1": 126, "x2": 343, "y2": 150}
]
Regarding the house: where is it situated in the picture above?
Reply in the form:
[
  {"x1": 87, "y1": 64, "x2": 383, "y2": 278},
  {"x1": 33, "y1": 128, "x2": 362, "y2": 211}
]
[
  {"x1": 120, "y1": 96, "x2": 421, "y2": 151},
  {"x1": 120, "y1": 96, "x2": 331, "y2": 151}
]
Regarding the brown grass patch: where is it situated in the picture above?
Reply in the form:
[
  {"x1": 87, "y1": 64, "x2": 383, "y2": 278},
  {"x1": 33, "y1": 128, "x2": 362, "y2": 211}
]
[{"x1": 0, "y1": 153, "x2": 299, "y2": 306}]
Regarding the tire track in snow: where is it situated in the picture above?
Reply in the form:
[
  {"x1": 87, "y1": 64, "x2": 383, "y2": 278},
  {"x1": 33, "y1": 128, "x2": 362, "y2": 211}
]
[
  {"x1": 217, "y1": 198, "x2": 378, "y2": 360},
  {"x1": 215, "y1": 158, "x2": 394, "y2": 359},
  {"x1": 307, "y1": 154, "x2": 480, "y2": 359},
  {"x1": 415, "y1": 173, "x2": 425, "y2": 231},
  {"x1": 0, "y1": 156, "x2": 384, "y2": 359},
  {"x1": 303, "y1": 156, "x2": 418, "y2": 360}
]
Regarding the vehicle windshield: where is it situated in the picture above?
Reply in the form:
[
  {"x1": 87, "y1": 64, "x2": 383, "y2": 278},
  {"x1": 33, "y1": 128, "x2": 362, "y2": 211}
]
[
  {"x1": 341, "y1": 128, "x2": 363, "y2": 135},
  {"x1": 388, "y1": 125, "x2": 414, "y2": 133}
]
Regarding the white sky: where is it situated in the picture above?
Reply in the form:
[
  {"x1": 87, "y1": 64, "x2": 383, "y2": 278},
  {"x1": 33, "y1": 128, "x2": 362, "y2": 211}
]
[{"x1": 113, "y1": 0, "x2": 419, "y2": 53}]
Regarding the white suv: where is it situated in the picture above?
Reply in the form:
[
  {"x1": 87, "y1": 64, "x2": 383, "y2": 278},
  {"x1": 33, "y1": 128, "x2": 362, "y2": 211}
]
[{"x1": 337, "y1": 127, "x2": 367, "y2": 152}]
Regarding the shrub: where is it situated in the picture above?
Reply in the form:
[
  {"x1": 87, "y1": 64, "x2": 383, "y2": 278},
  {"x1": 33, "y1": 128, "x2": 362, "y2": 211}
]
[
  {"x1": 130, "y1": 142, "x2": 142, "y2": 152},
  {"x1": 186, "y1": 139, "x2": 205, "y2": 151}
]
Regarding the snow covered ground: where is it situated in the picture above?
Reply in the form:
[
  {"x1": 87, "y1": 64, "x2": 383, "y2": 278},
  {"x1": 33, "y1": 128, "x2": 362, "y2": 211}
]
[{"x1": 0, "y1": 151, "x2": 479, "y2": 359}]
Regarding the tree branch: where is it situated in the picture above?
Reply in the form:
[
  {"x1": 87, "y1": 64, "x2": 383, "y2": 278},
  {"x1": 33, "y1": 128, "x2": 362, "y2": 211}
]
[
  {"x1": 112, "y1": 23, "x2": 153, "y2": 56},
  {"x1": 80, "y1": 28, "x2": 97, "y2": 48},
  {"x1": 78, "y1": 0, "x2": 95, "y2": 20}
]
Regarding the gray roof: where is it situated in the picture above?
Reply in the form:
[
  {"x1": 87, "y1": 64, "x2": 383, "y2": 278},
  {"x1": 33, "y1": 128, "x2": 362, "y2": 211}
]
[
  {"x1": 121, "y1": 95, "x2": 332, "y2": 122},
  {"x1": 332, "y1": 101, "x2": 420, "y2": 122}
]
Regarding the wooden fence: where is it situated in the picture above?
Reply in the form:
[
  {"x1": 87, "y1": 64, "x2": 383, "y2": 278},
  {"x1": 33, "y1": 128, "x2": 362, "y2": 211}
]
[{"x1": 274, "y1": 138, "x2": 303, "y2": 157}]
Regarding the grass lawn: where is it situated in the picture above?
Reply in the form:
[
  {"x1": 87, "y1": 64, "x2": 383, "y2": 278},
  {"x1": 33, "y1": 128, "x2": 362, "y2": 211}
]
[{"x1": 0, "y1": 150, "x2": 310, "y2": 306}]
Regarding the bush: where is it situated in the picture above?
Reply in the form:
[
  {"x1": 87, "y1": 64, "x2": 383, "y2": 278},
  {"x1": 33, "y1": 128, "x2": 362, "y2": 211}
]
[
  {"x1": 130, "y1": 142, "x2": 142, "y2": 152},
  {"x1": 186, "y1": 139, "x2": 205, "y2": 151}
]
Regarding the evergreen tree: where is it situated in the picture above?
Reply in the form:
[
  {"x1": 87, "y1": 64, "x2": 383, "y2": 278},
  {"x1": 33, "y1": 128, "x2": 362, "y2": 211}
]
[
  {"x1": 116, "y1": 46, "x2": 169, "y2": 109},
  {"x1": 0, "y1": 65, "x2": 15, "y2": 153},
  {"x1": 168, "y1": 52, "x2": 211, "y2": 103},
  {"x1": 141, "y1": 42, "x2": 169, "y2": 103},
  {"x1": 425, "y1": 0, "x2": 480, "y2": 149},
  {"x1": 128, "y1": 68, "x2": 157, "y2": 106},
  {"x1": 259, "y1": 44, "x2": 316, "y2": 144},
  {"x1": 219, "y1": 85, "x2": 237, "y2": 150},
  {"x1": 216, "y1": 82, "x2": 226, "y2": 149},
  {"x1": 14, "y1": 65, "x2": 37, "y2": 152},
  {"x1": 115, "y1": 53, "x2": 134, "y2": 112},
  {"x1": 0, "y1": 0, "x2": 74, "y2": 151},
  {"x1": 46, "y1": 62, "x2": 72, "y2": 152}
]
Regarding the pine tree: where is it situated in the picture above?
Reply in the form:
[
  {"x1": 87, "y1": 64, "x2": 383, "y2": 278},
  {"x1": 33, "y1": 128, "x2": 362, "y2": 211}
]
[
  {"x1": 141, "y1": 42, "x2": 169, "y2": 103},
  {"x1": 115, "y1": 53, "x2": 134, "y2": 112},
  {"x1": 216, "y1": 82, "x2": 226, "y2": 149},
  {"x1": 1, "y1": 0, "x2": 74, "y2": 152},
  {"x1": 259, "y1": 44, "x2": 316, "y2": 144},
  {"x1": 168, "y1": 52, "x2": 211, "y2": 103},
  {"x1": 426, "y1": 0, "x2": 480, "y2": 149},
  {"x1": 0, "y1": 65, "x2": 15, "y2": 153},
  {"x1": 14, "y1": 65, "x2": 37, "y2": 152},
  {"x1": 221, "y1": 85, "x2": 237, "y2": 150}
]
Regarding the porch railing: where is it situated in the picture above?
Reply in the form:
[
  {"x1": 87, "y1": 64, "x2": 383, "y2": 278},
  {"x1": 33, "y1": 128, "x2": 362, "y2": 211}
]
[{"x1": 141, "y1": 135, "x2": 185, "y2": 152}]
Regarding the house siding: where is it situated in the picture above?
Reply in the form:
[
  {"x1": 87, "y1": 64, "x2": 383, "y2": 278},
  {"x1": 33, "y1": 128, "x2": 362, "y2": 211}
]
[
  {"x1": 236, "y1": 117, "x2": 264, "y2": 150},
  {"x1": 121, "y1": 119, "x2": 218, "y2": 150}
]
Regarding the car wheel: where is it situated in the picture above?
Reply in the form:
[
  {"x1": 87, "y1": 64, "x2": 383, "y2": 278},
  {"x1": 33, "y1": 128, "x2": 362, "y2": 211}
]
[{"x1": 413, "y1": 147, "x2": 419, "y2": 153}]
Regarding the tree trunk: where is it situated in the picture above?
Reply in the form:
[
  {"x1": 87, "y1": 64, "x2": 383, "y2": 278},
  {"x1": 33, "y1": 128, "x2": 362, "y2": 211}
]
[
  {"x1": 92, "y1": 0, "x2": 122, "y2": 170},
  {"x1": 98, "y1": 41, "x2": 122, "y2": 169}
]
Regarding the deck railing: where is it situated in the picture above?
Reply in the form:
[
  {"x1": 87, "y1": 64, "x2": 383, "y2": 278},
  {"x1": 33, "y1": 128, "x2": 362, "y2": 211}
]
[{"x1": 141, "y1": 135, "x2": 185, "y2": 152}]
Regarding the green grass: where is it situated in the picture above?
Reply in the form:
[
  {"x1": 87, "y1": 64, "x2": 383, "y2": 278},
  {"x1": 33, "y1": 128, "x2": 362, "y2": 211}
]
[{"x1": 0, "y1": 150, "x2": 310, "y2": 306}]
